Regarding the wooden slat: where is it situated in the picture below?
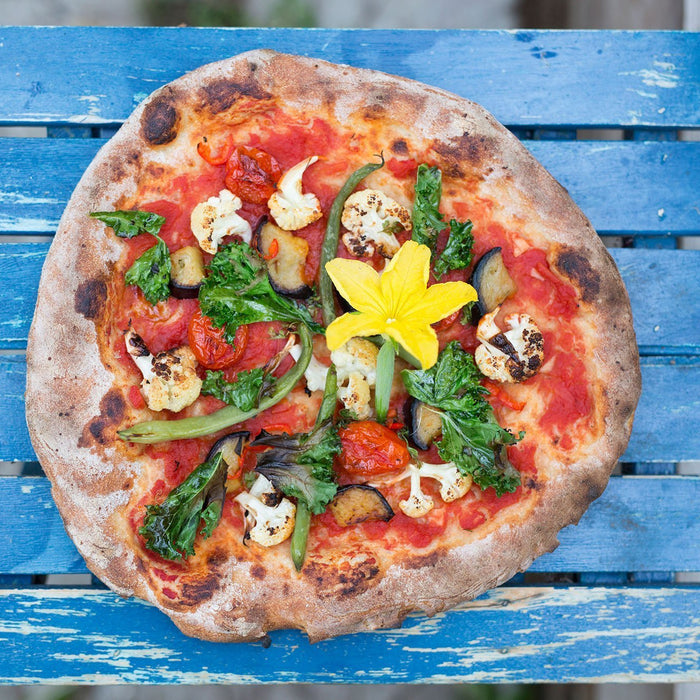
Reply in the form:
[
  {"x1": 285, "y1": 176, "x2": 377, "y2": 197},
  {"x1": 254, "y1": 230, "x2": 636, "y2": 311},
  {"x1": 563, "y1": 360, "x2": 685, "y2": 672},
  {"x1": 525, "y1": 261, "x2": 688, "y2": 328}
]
[
  {"x1": 0, "y1": 585, "x2": 697, "y2": 684},
  {"x1": 1, "y1": 137, "x2": 698, "y2": 236},
  {"x1": 0, "y1": 28, "x2": 698, "y2": 130},
  {"x1": 1, "y1": 475, "x2": 698, "y2": 576}
]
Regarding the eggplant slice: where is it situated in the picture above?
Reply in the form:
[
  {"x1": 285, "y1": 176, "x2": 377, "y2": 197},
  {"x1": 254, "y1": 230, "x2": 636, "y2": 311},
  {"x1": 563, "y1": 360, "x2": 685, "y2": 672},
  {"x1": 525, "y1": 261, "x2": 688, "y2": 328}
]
[
  {"x1": 470, "y1": 247, "x2": 516, "y2": 320},
  {"x1": 169, "y1": 245, "x2": 205, "y2": 299},
  {"x1": 329, "y1": 484, "x2": 394, "y2": 527},
  {"x1": 257, "y1": 219, "x2": 312, "y2": 298},
  {"x1": 408, "y1": 400, "x2": 443, "y2": 451},
  {"x1": 206, "y1": 430, "x2": 250, "y2": 473}
]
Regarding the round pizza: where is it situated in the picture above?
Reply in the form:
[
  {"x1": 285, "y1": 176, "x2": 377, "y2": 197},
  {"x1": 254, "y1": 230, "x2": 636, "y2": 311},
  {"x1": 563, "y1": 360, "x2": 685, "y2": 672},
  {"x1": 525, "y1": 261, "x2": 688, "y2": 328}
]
[{"x1": 25, "y1": 50, "x2": 641, "y2": 642}]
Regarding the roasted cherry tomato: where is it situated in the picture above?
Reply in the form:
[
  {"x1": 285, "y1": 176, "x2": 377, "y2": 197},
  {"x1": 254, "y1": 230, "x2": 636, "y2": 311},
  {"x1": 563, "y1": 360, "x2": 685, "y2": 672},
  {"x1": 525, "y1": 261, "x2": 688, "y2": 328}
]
[
  {"x1": 187, "y1": 308, "x2": 248, "y2": 370},
  {"x1": 339, "y1": 421, "x2": 411, "y2": 477},
  {"x1": 224, "y1": 146, "x2": 282, "y2": 204}
]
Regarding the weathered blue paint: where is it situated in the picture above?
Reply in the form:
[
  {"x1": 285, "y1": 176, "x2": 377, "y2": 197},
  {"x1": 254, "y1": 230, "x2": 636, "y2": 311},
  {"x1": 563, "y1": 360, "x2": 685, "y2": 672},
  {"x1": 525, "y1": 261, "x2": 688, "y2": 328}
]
[
  {"x1": 2, "y1": 475, "x2": 698, "y2": 576},
  {"x1": 0, "y1": 28, "x2": 698, "y2": 129},
  {"x1": 0, "y1": 27, "x2": 698, "y2": 684},
  {"x1": 0, "y1": 586, "x2": 698, "y2": 684}
]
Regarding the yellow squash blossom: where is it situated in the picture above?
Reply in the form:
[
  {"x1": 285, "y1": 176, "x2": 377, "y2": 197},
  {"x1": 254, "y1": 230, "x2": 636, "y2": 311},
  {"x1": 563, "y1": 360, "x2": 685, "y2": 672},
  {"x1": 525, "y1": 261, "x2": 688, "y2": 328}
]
[{"x1": 325, "y1": 240, "x2": 477, "y2": 369}]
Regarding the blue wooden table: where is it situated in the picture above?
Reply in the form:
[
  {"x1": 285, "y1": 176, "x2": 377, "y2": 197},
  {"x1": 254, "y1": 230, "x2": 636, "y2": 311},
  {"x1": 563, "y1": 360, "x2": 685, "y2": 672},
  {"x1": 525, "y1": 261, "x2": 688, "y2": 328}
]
[{"x1": 1, "y1": 27, "x2": 699, "y2": 684}]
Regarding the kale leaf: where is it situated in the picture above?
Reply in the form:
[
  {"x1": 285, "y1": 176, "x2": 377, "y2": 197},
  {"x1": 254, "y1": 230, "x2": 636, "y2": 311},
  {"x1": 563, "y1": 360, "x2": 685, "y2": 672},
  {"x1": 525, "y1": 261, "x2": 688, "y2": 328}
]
[
  {"x1": 139, "y1": 452, "x2": 227, "y2": 561},
  {"x1": 252, "y1": 419, "x2": 340, "y2": 514},
  {"x1": 411, "y1": 164, "x2": 448, "y2": 251},
  {"x1": 434, "y1": 219, "x2": 474, "y2": 279},
  {"x1": 199, "y1": 241, "x2": 323, "y2": 344},
  {"x1": 201, "y1": 368, "x2": 265, "y2": 412},
  {"x1": 124, "y1": 235, "x2": 171, "y2": 305},
  {"x1": 90, "y1": 210, "x2": 166, "y2": 239},
  {"x1": 401, "y1": 341, "x2": 522, "y2": 496}
]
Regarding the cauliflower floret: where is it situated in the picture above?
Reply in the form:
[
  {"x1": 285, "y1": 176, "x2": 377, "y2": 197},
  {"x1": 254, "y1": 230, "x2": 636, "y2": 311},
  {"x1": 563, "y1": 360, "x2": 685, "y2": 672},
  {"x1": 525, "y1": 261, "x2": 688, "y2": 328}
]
[
  {"x1": 341, "y1": 189, "x2": 412, "y2": 258},
  {"x1": 234, "y1": 474, "x2": 296, "y2": 547},
  {"x1": 330, "y1": 338, "x2": 379, "y2": 419},
  {"x1": 474, "y1": 308, "x2": 545, "y2": 383},
  {"x1": 190, "y1": 189, "x2": 252, "y2": 254},
  {"x1": 417, "y1": 462, "x2": 472, "y2": 502},
  {"x1": 125, "y1": 329, "x2": 202, "y2": 413},
  {"x1": 288, "y1": 342, "x2": 330, "y2": 393},
  {"x1": 399, "y1": 463, "x2": 434, "y2": 518},
  {"x1": 267, "y1": 156, "x2": 322, "y2": 231},
  {"x1": 396, "y1": 461, "x2": 472, "y2": 518}
]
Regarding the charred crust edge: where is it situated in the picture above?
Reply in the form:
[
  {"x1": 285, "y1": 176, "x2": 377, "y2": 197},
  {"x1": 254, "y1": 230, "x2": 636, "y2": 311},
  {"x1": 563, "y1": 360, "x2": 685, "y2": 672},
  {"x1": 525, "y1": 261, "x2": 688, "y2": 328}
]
[{"x1": 141, "y1": 87, "x2": 181, "y2": 145}]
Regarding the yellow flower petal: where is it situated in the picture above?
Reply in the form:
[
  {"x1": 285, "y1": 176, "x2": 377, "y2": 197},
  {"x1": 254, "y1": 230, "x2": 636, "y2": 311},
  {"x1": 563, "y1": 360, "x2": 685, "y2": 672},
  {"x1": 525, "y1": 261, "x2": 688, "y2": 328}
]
[
  {"x1": 402, "y1": 281, "x2": 478, "y2": 325},
  {"x1": 325, "y1": 311, "x2": 385, "y2": 351},
  {"x1": 379, "y1": 240, "x2": 430, "y2": 318},
  {"x1": 384, "y1": 320, "x2": 440, "y2": 370},
  {"x1": 324, "y1": 257, "x2": 384, "y2": 315}
]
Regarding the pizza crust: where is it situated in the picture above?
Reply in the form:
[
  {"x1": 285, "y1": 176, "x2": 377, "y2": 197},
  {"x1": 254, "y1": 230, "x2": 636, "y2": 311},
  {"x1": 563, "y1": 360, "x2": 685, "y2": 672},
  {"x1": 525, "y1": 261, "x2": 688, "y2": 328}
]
[{"x1": 26, "y1": 50, "x2": 641, "y2": 642}]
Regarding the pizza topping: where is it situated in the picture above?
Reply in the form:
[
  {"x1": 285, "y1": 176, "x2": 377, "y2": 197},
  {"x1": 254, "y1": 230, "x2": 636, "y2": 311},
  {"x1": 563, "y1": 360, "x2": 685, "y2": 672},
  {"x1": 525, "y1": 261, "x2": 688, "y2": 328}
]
[
  {"x1": 187, "y1": 309, "x2": 248, "y2": 370},
  {"x1": 329, "y1": 484, "x2": 394, "y2": 527},
  {"x1": 289, "y1": 343, "x2": 329, "y2": 393},
  {"x1": 402, "y1": 341, "x2": 522, "y2": 496},
  {"x1": 330, "y1": 338, "x2": 378, "y2": 420},
  {"x1": 325, "y1": 240, "x2": 477, "y2": 370},
  {"x1": 257, "y1": 219, "x2": 312, "y2": 298},
  {"x1": 224, "y1": 146, "x2": 282, "y2": 205},
  {"x1": 190, "y1": 189, "x2": 252, "y2": 254},
  {"x1": 196, "y1": 134, "x2": 234, "y2": 166},
  {"x1": 408, "y1": 400, "x2": 443, "y2": 451},
  {"x1": 474, "y1": 309, "x2": 544, "y2": 383},
  {"x1": 90, "y1": 209, "x2": 166, "y2": 239},
  {"x1": 169, "y1": 246, "x2": 205, "y2": 299},
  {"x1": 198, "y1": 241, "x2": 323, "y2": 345},
  {"x1": 119, "y1": 324, "x2": 314, "y2": 444},
  {"x1": 267, "y1": 156, "x2": 323, "y2": 231},
  {"x1": 139, "y1": 451, "x2": 228, "y2": 561},
  {"x1": 201, "y1": 367, "x2": 265, "y2": 412},
  {"x1": 410, "y1": 164, "x2": 475, "y2": 278},
  {"x1": 397, "y1": 461, "x2": 473, "y2": 518},
  {"x1": 234, "y1": 474, "x2": 296, "y2": 547},
  {"x1": 206, "y1": 430, "x2": 250, "y2": 477},
  {"x1": 340, "y1": 189, "x2": 411, "y2": 258},
  {"x1": 125, "y1": 329, "x2": 202, "y2": 413},
  {"x1": 319, "y1": 155, "x2": 386, "y2": 325},
  {"x1": 339, "y1": 421, "x2": 411, "y2": 477},
  {"x1": 470, "y1": 247, "x2": 517, "y2": 319}
]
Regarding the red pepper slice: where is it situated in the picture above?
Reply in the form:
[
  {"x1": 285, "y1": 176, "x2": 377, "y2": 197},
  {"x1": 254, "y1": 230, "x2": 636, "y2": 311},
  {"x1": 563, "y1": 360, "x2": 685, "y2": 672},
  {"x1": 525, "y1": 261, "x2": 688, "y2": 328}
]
[{"x1": 197, "y1": 135, "x2": 235, "y2": 166}]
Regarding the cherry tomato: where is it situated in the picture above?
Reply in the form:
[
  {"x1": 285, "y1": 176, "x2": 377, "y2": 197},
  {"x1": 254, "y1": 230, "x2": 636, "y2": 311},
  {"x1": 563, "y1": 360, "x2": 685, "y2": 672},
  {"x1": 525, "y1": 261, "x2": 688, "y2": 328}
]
[
  {"x1": 224, "y1": 146, "x2": 282, "y2": 204},
  {"x1": 187, "y1": 309, "x2": 248, "y2": 370},
  {"x1": 433, "y1": 310, "x2": 461, "y2": 332},
  {"x1": 339, "y1": 421, "x2": 411, "y2": 477}
]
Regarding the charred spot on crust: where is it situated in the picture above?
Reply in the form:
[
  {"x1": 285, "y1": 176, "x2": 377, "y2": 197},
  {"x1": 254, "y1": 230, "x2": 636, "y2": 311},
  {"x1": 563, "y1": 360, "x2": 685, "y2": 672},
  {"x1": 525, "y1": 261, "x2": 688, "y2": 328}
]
[
  {"x1": 363, "y1": 103, "x2": 386, "y2": 121},
  {"x1": 433, "y1": 132, "x2": 492, "y2": 180},
  {"x1": 141, "y1": 89, "x2": 180, "y2": 145},
  {"x1": 74, "y1": 278, "x2": 108, "y2": 321},
  {"x1": 200, "y1": 76, "x2": 272, "y2": 114},
  {"x1": 304, "y1": 555, "x2": 380, "y2": 598},
  {"x1": 555, "y1": 248, "x2": 601, "y2": 303},
  {"x1": 250, "y1": 564, "x2": 266, "y2": 580},
  {"x1": 391, "y1": 138, "x2": 409, "y2": 155},
  {"x1": 79, "y1": 389, "x2": 126, "y2": 447},
  {"x1": 403, "y1": 550, "x2": 440, "y2": 571},
  {"x1": 180, "y1": 573, "x2": 221, "y2": 605}
]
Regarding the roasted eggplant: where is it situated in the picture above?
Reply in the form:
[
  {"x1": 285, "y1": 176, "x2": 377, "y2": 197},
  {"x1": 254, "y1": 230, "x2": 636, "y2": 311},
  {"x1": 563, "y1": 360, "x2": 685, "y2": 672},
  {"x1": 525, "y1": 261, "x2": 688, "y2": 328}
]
[
  {"x1": 470, "y1": 247, "x2": 516, "y2": 320},
  {"x1": 329, "y1": 484, "x2": 394, "y2": 527},
  {"x1": 257, "y1": 219, "x2": 312, "y2": 298},
  {"x1": 408, "y1": 399, "x2": 443, "y2": 451},
  {"x1": 206, "y1": 430, "x2": 250, "y2": 473},
  {"x1": 169, "y1": 245, "x2": 205, "y2": 299}
]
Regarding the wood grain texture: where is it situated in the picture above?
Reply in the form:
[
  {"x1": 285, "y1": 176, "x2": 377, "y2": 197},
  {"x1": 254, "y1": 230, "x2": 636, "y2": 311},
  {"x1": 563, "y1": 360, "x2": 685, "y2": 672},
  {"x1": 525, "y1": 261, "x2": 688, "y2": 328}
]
[
  {"x1": 0, "y1": 585, "x2": 697, "y2": 684},
  {"x1": 0, "y1": 28, "x2": 698, "y2": 130},
  {"x1": 1, "y1": 475, "x2": 698, "y2": 576}
]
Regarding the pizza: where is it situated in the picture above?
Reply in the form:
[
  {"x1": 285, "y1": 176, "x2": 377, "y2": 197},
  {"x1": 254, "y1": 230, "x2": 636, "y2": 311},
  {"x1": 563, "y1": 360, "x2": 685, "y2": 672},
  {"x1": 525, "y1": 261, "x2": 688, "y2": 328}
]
[{"x1": 25, "y1": 50, "x2": 641, "y2": 642}]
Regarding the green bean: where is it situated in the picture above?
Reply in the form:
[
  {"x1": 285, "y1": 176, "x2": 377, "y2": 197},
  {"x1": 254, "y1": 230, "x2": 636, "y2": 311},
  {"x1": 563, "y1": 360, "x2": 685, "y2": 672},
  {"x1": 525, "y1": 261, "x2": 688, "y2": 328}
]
[{"x1": 319, "y1": 155, "x2": 384, "y2": 326}]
